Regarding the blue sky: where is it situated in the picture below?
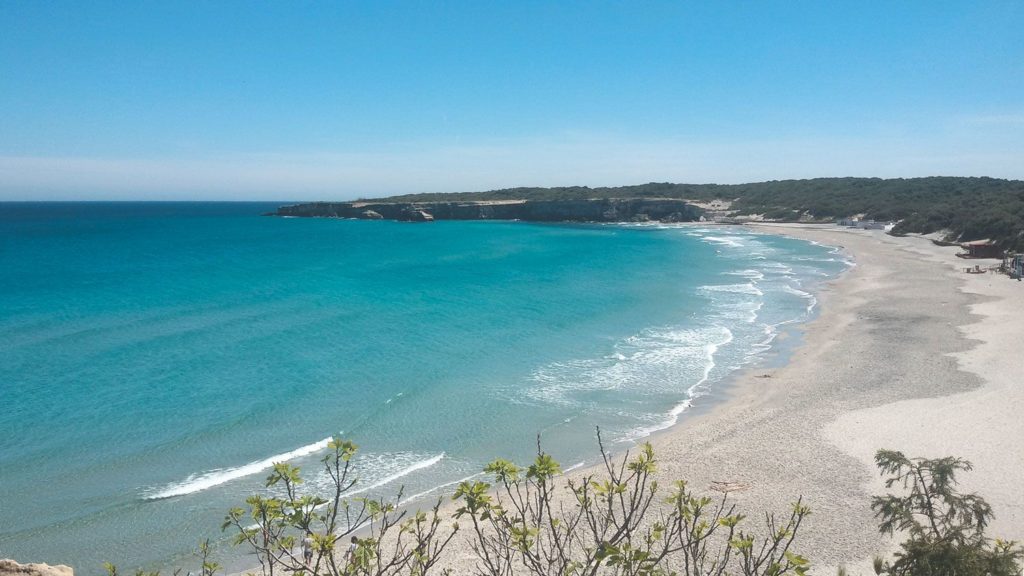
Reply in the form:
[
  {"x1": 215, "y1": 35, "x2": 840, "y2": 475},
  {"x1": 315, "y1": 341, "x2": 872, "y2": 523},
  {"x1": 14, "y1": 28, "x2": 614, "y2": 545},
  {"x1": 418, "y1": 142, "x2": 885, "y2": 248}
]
[{"x1": 1, "y1": 1, "x2": 1022, "y2": 200}]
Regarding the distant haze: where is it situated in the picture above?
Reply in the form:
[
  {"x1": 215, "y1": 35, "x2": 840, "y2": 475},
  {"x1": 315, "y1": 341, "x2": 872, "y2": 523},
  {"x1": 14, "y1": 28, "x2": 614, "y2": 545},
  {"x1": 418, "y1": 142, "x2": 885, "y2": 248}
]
[{"x1": 3, "y1": 134, "x2": 1022, "y2": 201}]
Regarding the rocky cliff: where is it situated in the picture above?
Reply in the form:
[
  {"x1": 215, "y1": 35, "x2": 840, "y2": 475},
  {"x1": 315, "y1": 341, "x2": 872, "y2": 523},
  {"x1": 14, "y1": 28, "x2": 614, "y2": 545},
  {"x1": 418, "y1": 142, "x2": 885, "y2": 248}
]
[
  {"x1": 275, "y1": 198, "x2": 703, "y2": 223},
  {"x1": 0, "y1": 560, "x2": 73, "y2": 576}
]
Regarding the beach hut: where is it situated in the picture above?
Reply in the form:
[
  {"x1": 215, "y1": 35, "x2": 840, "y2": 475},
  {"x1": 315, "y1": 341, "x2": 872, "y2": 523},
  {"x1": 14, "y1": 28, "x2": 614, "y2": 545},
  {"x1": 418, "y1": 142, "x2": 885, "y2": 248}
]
[
  {"x1": 857, "y1": 220, "x2": 887, "y2": 230},
  {"x1": 959, "y1": 240, "x2": 1001, "y2": 259}
]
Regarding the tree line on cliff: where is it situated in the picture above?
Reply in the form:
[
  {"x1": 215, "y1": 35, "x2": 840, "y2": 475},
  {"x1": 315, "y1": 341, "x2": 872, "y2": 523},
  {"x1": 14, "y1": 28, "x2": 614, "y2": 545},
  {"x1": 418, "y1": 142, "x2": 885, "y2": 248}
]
[
  {"x1": 379, "y1": 177, "x2": 1024, "y2": 251},
  {"x1": 107, "y1": 435, "x2": 1022, "y2": 576}
]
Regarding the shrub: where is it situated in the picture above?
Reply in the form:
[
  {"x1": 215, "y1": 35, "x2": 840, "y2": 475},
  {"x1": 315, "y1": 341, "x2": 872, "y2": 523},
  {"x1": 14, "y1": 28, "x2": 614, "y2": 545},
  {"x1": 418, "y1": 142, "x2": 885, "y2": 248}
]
[{"x1": 869, "y1": 449, "x2": 1023, "y2": 576}]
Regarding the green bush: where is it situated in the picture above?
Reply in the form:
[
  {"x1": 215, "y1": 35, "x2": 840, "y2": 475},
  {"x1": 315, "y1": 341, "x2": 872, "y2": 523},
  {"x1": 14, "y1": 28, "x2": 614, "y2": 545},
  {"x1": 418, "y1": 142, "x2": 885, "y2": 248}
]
[{"x1": 868, "y1": 450, "x2": 1023, "y2": 576}]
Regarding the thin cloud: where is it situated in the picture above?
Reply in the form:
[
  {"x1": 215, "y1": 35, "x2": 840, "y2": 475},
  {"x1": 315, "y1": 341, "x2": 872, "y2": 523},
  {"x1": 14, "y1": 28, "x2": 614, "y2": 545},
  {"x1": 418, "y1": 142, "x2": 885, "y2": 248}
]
[
  {"x1": 1, "y1": 133, "x2": 1022, "y2": 201},
  {"x1": 956, "y1": 113, "x2": 1024, "y2": 127}
]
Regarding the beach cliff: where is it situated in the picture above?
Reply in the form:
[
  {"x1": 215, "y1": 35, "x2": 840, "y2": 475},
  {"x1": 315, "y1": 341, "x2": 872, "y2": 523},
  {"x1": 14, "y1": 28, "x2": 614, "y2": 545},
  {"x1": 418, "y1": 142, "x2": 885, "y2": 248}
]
[{"x1": 274, "y1": 197, "x2": 703, "y2": 223}]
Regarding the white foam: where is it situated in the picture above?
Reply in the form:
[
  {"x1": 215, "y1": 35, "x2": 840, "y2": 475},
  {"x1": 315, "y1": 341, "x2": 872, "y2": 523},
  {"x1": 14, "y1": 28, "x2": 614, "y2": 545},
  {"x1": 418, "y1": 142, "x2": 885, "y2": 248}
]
[
  {"x1": 523, "y1": 325, "x2": 733, "y2": 407},
  {"x1": 687, "y1": 328, "x2": 734, "y2": 397},
  {"x1": 779, "y1": 284, "x2": 818, "y2": 314},
  {"x1": 146, "y1": 437, "x2": 333, "y2": 499},
  {"x1": 345, "y1": 453, "x2": 446, "y2": 497},
  {"x1": 238, "y1": 451, "x2": 449, "y2": 530},
  {"x1": 701, "y1": 235, "x2": 744, "y2": 248},
  {"x1": 698, "y1": 283, "x2": 764, "y2": 296},
  {"x1": 782, "y1": 284, "x2": 813, "y2": 299},
  {"x1": 724, "y1": 269, "x2": 765, "y2": 281},
  {"x1": 563, "y1": 461, "x2": 587, "y2": 473},
  {"x1": 624, "y1": 326, "x2": 734, "y2": 440},
  {"x1": 760, "y1": 262, "x2": 795, "y2": 276}
]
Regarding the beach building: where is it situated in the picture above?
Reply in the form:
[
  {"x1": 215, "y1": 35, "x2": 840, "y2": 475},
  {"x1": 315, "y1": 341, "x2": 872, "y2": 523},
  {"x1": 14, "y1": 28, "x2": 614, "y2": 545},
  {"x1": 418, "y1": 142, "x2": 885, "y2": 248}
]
[
  {"x1": 837, "y1": 218, "x2": 890, "y2": 230},
  {"x1": 959, "y1": 240, "x2": 1001, "y2": 259},
  {"x1": 857, "y1": 220, "x2": 887, "y2": 230}
]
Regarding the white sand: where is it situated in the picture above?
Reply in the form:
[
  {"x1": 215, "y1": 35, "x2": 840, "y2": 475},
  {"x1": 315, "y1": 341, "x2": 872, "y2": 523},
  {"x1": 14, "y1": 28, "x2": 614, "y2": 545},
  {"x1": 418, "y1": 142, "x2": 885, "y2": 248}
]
[{"x1": 726, "y1": 225, "x2": 1022, "y2": 571}]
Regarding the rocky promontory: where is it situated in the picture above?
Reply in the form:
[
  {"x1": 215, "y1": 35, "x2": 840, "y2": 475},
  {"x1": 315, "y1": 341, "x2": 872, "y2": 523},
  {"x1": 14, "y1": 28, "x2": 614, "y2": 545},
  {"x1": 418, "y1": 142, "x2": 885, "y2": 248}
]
[
  {"x1": 274, "y1": 198, "x2": 703, "y2": 223},
  {"x1": 0, "y1": 560, "x2": 73, "y2": 576}
]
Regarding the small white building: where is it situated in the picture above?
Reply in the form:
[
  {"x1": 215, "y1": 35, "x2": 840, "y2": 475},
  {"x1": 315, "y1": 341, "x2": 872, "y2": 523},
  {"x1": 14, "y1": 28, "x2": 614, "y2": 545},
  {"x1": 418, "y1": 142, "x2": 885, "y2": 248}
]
[{"x1": 858, "y1": 220, "x2": 887, "y2": 230}]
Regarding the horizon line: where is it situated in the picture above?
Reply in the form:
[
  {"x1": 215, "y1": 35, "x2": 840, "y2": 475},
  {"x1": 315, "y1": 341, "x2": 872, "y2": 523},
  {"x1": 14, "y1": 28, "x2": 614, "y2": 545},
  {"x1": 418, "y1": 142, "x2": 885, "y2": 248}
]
[{"x1": 3, "y1": 174, "x2": 1022, "y2": 203}]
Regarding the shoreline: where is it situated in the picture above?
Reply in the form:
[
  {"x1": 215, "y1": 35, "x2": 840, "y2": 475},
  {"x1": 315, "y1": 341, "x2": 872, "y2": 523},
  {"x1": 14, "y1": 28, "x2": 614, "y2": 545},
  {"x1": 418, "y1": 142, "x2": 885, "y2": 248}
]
[
  {"x1": 225, "y1": 223, "x2": 1022, "y2": 575},
  {"x1": 427, "y1": 223, "x2": 1023, "y2": 574},
  {"x1": 640, "y1": 223, "x2": 1022, "y2": 571}
]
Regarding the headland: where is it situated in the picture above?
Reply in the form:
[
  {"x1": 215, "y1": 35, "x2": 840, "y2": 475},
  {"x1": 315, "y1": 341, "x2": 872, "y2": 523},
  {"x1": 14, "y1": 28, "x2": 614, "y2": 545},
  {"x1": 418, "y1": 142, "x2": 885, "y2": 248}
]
[{"x1": 274, "y1": 197, "x2": 703, "y2": 223}]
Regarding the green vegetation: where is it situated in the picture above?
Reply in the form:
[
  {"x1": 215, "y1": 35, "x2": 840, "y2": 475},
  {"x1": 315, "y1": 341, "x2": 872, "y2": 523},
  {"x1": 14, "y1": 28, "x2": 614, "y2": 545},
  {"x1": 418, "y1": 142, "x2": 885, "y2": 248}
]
[
  {"x1": 104, "y1": 438, "x2": 1022, "y2": 576},
  {"x1": 869, "y1": 450, "x2": 1023, "y2": 576},
  {"x1": 452, "y1": 435, "x2": 809, "y2": 576},
  {"x1": 379, "y1": 177, "x2": 1024, "y2": 250},
  {"x1": 220, "y1": 438, "x2": 457, "y2": 576}
]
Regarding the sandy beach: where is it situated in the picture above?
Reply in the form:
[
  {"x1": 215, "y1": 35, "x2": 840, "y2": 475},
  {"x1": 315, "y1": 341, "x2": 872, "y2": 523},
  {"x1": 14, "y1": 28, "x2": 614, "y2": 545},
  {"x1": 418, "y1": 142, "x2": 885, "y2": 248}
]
[
  {"x1": 632, "y1": 224, "x2": 1023, "y2": 572},
  {"x1": 431, "y1": 224, "x2": 1024, "y2": 574}
]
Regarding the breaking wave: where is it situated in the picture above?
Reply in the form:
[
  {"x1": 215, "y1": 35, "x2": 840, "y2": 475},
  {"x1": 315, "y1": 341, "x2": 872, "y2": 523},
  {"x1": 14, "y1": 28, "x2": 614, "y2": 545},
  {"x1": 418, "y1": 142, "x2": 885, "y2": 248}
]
[{"x1": 145, "y1": 437, "x2": 333, "y2": 499}]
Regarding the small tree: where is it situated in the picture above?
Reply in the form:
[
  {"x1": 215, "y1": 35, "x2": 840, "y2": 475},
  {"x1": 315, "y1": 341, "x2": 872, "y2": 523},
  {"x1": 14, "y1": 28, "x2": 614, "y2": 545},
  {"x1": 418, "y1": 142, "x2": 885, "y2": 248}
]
[
  {"x1": 870, "y1": 449, "x2": 1023, "y2": 576},
  {"x1": 221, "y1": 437, "x2": 458, "y2": 576},
  {"x1": 454, "y1": 433, "x2": 811, "y2": 576}
]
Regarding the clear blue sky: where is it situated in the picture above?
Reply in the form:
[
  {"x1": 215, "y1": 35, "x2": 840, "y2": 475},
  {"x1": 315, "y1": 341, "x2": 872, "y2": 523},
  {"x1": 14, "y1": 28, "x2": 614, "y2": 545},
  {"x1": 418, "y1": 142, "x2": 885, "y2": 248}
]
[{"x1": 1, "y1": 1, "x2": 1022, "y2": 199}]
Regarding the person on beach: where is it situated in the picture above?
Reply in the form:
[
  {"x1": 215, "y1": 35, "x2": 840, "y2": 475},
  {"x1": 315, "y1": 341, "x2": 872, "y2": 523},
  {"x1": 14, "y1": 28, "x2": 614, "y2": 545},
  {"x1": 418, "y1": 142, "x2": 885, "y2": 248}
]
[
  {"x1": 301, "y1": 531, "x2": 314, "y2": 565},
  {"x1": 345, "y1": 536, "x2": 359, "y2": 565}
]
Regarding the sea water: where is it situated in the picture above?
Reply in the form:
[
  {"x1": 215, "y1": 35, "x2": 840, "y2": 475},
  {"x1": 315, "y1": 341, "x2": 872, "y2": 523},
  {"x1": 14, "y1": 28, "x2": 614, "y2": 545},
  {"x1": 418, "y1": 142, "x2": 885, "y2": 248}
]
[{"x1": 0, "y1": 203, "x2": 848, "y2": 571}]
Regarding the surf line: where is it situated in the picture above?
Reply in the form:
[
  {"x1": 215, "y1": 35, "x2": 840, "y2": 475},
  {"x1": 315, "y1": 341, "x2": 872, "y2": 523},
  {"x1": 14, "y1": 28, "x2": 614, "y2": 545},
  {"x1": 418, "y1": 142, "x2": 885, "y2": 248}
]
[
  {"x1": 344, "y1": 453, "x2": 446, "y2": 497},
  {"x1": 236, "y1": 453, "x2": 449, "y2": 531},
  {"x1": 145, "y1": 437, "x2": 335, "y2": 500},
  {"x1": 145, "y1": 388, "x2": 421, "y2": 501}
]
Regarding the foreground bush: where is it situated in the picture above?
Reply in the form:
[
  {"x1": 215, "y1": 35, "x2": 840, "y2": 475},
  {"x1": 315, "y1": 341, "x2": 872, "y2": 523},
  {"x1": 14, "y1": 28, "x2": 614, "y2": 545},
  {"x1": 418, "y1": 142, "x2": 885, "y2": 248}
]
[
  {"x1": 867, "y1": 450, "x2": 1023, "y2": 576},
  {"x1": 223, "y1": 434, "x2": 811, "y2": 575},
  {"x1": 453, "y1": 435, "x2": 809, "y2": 576},
  {"x1": 221, "y1": 438, "x2": 456, "y2": 576}
]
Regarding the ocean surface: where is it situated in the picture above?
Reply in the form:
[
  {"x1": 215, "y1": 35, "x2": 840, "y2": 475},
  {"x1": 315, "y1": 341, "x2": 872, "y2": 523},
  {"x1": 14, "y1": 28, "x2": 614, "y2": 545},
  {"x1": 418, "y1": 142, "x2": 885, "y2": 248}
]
[{"x1": 0, "y1": 203, "x2": 848, "y2": 571}]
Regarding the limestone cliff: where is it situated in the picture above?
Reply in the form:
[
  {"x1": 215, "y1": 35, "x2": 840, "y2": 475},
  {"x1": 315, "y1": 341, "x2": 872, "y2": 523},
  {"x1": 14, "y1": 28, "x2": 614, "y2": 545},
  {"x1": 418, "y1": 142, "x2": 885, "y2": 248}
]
[
  {"x1": 275, "y1": 198, "x2": 703, "y2": 223},
  {"x1": 0, "y1": 559, "x2": 74, "y2": 576}
]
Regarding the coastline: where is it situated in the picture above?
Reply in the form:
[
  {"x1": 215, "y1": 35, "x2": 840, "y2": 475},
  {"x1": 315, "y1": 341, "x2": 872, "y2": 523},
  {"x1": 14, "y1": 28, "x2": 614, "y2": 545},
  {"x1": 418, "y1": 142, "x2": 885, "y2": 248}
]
[
  {"x1": 224, "y1": 222, "x2": 1022, "y2": 575},
  {"x1": 638, "y1": 223, "x2": 1022, "y2": 571},
  {"x1": 427, "y1": 222, "x2": 1023, "y2": 574}
]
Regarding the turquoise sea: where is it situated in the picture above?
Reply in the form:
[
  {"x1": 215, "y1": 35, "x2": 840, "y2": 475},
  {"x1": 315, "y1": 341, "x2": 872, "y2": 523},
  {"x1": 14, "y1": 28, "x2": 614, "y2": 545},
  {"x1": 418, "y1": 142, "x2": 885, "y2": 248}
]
[{"x1": 0, "y1": 203, "x2": 848, "y2": 571}]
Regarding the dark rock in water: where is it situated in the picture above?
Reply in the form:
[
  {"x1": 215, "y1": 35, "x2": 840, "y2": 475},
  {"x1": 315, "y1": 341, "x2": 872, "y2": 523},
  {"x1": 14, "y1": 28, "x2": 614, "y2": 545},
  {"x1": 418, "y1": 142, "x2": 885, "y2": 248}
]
[
  {"x1": 361, "y1": 210, "x2": 384, "y2": 219},
  {"x1": 0, "y1": 559, "x2": 74, "y2": 576},
  {"x1": 275, "y1": 198, "x2": 703, "y2": 224}
]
